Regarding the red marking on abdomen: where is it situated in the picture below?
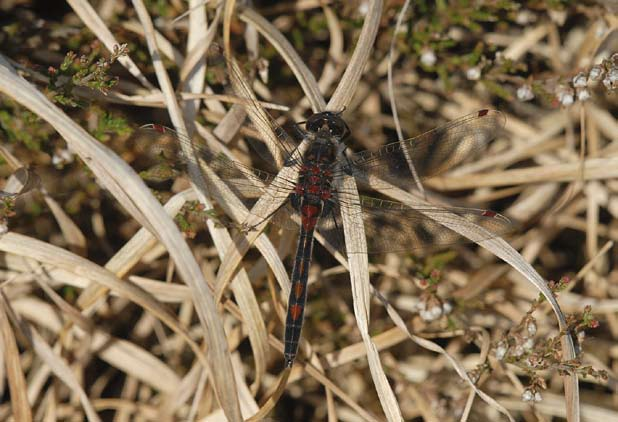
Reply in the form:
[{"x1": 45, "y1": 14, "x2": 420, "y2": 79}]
[
  {"x1": 290, "y1": 304, "x2": 303, "y2": 321},
  {"x1": 478, "y1": 109, "x2": 489, "y2": 117},
  {"x1": 294, "y1": 281, "x2": 304, "y2": 299},
  {"x1": 301, "y1": 205, "x2": 319, "y2": 230},
  {"x1": 307, "y1": 185, "x2": 320, "y2": 195},
  {"x1": 481, "y1": 210, "x2": 496, "y2": 217},
  {"x1": 152, "y1": 124, "x2": 165, "y2": 133},
  {"x1": 302, "y1": 204, "x2": 319, "y2": 218}
]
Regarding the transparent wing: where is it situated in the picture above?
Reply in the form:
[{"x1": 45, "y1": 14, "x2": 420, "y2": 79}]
[
  {"x1": 138, "y1": 124, "x2": 299, "y2": 221},
  {"x1": 317, "y1": 193, "x2": 512, "y2": 255},
  {"x1": 338, "y1": 109, "x2": 506, "y2": 190}
]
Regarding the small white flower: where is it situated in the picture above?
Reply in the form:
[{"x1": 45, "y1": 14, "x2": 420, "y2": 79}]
[
  {"x1": 604, "y1": 68, "x2": 618, "y2": 90},
  {"x1": 556, "y1": 85, "x2": 574, "y2": 106},
  {"x1": 0, "y1": 219, "x2": 8, "y2": 235},
  {"x1": 257, "y1": 58, "x2": 269, "y2": 84},
  {"x1": 577, "y1": 88, "x2": 591, "y2": 101},
  {"x1": 588, "y1": 65, "x2": 604, "y2": 81},
  {"x1": 523, "y1": 338, "x2": 535, "y2": 351},
  {"x1": 466, "y1": 66, "x2": 481, "y2": 81},
  {"x1": 534, "y1": 391, "x2": 543, "y2": 402},
  {"x1": 420, "y1": 49, "x2": 437, "y2": 67},
  {"x1": 52, "y1": 148, "x2": 75, "y2": 167},
  {"x1": 429, "y1": 305, "x2": 443, "y2": 320},
  {"x1": 358, "y1": 0, "x2": 369, "y2": 16},
  {"x1": 495, "y1": 343, "x2": 507, "y2": 360},
  {"x1": 442, "y1": 301, "x2": 453, "y2": 315},
  {"x1": 517, "y1": 85, "x2": 534, "y2": 101},
  {"x1": 560, "y1": 94, "x2": 574, "y2": 106},
  {"x1": 515, "y1": 10, "x2": 536, "y2": 25},
  {"x1": 420, "y1": 305, "x2": 443, "y2": 321},
  {"x1": 419, "y1": 309, "x2": 432, "y2": 321},
  {"x1": 522, "y1": 389, "x2": 534, "y2": 402},
  {"x1": 526, "y1": 321, "x2": 537, "y2": 336},
  {"x1": 572, "y1": 72, "x2": 587, "y2": 88}
]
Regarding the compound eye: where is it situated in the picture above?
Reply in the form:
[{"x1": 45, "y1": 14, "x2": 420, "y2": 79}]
[
  {"x1": 305, "y1": 114, "x2": 324, "y2": 133},
  {"x1": 329, "y1": 120, "x2": 346, "y2": 137}
]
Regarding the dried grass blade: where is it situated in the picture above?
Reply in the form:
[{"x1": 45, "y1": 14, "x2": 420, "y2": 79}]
[
  {"x1": 1, "y1": 292, "x2": 100, "y2": 422},
  {"x1": 327, "y1": 0, "x2": 382, "y2": 111},
  {"x1": 0, "y1": 295, "x2": 32, "y2": 422},
  {"x1": 0, "y1": 51, "x2": 242, "y2": 420},
  {"x1": 132, "y1": 1, "x2": 243, "y2": 419},
  {"x1": 239, "y1": 8, "x2": 326, "y2": 112},
  {"x1": 374, "y1": 185, "x2": 580, "y2": 421},
  {"x1": 336, "y1": 173, "x2": 403, "y2": 422}
]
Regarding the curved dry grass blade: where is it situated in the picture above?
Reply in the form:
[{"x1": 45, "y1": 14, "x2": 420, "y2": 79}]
[
  {"x1": 371, "y1": 290, "x2": 516, "y2": 422},
  {"x1": 32, "y1": 270, "x2": 184, "y2": 394},
  {"x1": 131, "y1": 2, "x2": 243, "y2": 419},
  {"x1": 182, "y1": 0, "x2": 208, "y2": 125},
  {"x1": 373, "y1": 185, "x2": 580, "y2": 421},
  {"x1": 335, "y1": 173, "x2": 403, "y2": 422},
  {"x1": 1, "y1": 292, "x2": 101, "y2": 422},
  {"x1": 0, "y1": 232, "x2": 208, "y2": 360},
  {"x1": 246, "y1": 369, "x2": 291, "y2": 421},
  {"x1": 0, "y1": 51, "x2": 241, "y2": 421},
  {"x1": 179, "y1": 1, "x2": 221, "y2": 87},
  {"x1": 239, "y1": 7, "x2": 326, "y2": 112},
  {"x1": 66, "y1": 0, "x2": 154, "y2": 89},
  {"x1": 327, "y1": 0, "x2": 382, "y2": 111},
  {"x1": 318, "y1": 6, "x2": 344, "y2": 94},
  {"x1": 0, "y1": 295, "x2": 32, "y2": 422},
  {"x1": 323, "y1": 1, "x2": 404, "y2": 420}
]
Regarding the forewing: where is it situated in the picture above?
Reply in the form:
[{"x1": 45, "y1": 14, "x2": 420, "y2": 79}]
[
  {"x1": 341, "y1": 109, "x2": 506, "y2": 190},
  {"x1": 138, "y1": 124, "x2": 298, "y2": 222}
]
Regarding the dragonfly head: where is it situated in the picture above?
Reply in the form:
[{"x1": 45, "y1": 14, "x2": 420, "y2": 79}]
[{"x1": 306, "y1": 111, "x2": 350, "y2": 140}]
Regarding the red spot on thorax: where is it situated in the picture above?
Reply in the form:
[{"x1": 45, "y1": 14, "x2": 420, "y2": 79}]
[
  {"x1": 153, "y1": 124, "x2": 165, "y2": 133},
  {"x1": 481, "y1": 210, "x2": 496, "y2": 217},
  {"x1": 478, "y1": 109, "x2": 489, "y2": 117}
]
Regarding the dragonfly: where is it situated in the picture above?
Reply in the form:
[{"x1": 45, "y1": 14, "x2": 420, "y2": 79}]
[{"x1": 140, "y1": 106, "x2": 510, "y2": 368}]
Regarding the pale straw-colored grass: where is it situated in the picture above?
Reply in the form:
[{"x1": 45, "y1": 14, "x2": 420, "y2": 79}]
[{"x1": 1, "y1": 1, "x2": 617, "y2": 421}]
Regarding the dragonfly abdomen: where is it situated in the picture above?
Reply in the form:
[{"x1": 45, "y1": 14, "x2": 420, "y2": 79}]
[{"x1": 284, "y1": 203, "x2": 321, "y2": 367}]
